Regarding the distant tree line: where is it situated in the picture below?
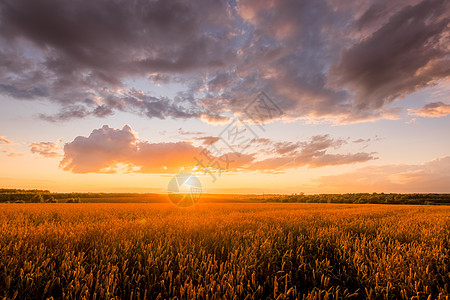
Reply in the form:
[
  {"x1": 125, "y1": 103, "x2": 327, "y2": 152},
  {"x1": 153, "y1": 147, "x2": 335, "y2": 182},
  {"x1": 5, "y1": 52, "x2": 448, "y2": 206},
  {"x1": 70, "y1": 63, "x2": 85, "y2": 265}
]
[
  {"x1": 1, "y1": 189, "x2": 449, "y2": 205},
  {"x1": 262, "y1": 193, "x2": 450, "y2": 205},
  {"x1": 0, "y1": 189, "x2": 56, "y2": 203},
  {"x1": 0, "y1": 189, "x2": 158, "y2": 203}
]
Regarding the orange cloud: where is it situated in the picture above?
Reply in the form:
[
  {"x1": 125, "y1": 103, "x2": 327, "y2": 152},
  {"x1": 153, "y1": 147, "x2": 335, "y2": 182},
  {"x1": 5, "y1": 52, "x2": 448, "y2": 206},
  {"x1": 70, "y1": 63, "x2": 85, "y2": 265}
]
[
  {"x1": 30, "y1": 142, "x2": 62, "y2": 158},
  {"x1": 200, "y1": 114, "x2": 231, "y2": 125},
  {"x1": 60, "y1": 125, "x2": 223, "y2": 174},
  {"x1": 60, "y1": 126, "x2": 377, "y2": 174},
  {"x1": 0, "y1": 136, "x2": 12, "y2": 145},
  {"x1": 408, "y1": 102, "x2": 450, "y2": 118},
  {"x1": 1, "y1": 148, "x2": 23, "y2": 158},
  {"x1": 194, "y1": 136, "x2": 220, "y2": 145},
  {"x1": 0, "y1": 136, "x2": 23, "y2": 157}
]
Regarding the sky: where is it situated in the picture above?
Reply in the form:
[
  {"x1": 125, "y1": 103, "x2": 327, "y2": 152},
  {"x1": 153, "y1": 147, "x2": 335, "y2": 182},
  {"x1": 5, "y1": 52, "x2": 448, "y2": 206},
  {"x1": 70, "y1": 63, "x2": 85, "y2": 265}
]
[{"x1": 0, "y1": 0, "x2": 449, "y2": 194}]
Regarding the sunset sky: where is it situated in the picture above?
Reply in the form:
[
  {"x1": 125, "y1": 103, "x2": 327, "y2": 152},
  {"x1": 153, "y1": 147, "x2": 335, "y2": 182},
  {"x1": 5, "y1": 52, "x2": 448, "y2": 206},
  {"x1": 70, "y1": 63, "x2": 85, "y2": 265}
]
[{"x1": 0, "y1": 0, "x2": 449, "y2": 194}]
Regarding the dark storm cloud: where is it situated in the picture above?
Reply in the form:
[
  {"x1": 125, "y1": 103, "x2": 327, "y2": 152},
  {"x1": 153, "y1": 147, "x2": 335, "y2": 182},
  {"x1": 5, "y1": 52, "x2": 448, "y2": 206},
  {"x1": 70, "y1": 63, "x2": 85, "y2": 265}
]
[
  {"x1": 328, "y1": 0, "x2": 450, "y2": 111},
  {"x1": 208, "y1": 71, "x2": 233, "y2": 92},
  {"x1": 0, "y1": 0, "x2": 232, "y2": 74},
  {"x1": 0, "y1": 0, "x2": 448, "y2": 123},
  {"x1": 0, "y1": 0, "x2": 236, "y2": 119}
]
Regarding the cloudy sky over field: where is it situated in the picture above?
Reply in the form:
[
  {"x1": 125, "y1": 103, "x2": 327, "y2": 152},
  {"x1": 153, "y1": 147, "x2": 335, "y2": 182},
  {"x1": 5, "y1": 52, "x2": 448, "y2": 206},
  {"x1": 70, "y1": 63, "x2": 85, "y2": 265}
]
[{"x1": 0, "y1": 0, "x2": 449, "y2": 193}]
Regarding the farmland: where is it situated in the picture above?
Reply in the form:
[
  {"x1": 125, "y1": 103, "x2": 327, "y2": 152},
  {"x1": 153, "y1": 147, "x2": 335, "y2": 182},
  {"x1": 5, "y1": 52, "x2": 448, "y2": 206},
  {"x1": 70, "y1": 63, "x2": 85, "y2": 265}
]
[{"x1": 0, "y1": 203, "x2": 449, "y2": 299}]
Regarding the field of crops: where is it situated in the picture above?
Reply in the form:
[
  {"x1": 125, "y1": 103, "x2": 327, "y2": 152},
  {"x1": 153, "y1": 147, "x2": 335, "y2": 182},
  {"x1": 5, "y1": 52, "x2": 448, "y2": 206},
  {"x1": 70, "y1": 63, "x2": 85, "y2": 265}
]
[{"x1": 0, "y1": 203, "x2": 449, "y2": 299}]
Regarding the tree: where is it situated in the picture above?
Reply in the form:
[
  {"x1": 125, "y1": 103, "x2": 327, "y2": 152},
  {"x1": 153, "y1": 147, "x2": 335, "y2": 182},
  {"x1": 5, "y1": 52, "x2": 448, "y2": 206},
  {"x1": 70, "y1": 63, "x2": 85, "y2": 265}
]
[{"x1": 31, "y1": 194, "x2": 44, "y2": 203}]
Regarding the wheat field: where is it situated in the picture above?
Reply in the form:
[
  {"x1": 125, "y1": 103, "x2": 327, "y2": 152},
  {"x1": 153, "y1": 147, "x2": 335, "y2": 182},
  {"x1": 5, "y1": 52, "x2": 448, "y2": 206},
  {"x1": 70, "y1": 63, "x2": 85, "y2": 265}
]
[{"x1": 0, "y1": 203, "x2": 449, "y2": 299}]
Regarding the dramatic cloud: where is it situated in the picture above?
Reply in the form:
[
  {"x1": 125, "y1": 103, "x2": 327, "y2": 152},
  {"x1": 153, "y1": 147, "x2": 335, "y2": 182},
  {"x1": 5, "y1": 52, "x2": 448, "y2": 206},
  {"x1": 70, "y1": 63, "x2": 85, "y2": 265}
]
[
  {"x1": 60, "y1": 126, "x2": 376, "y2": 174},
  {"x1": 318, "y1": 156, "x2": 450, "y2": 193},
  {"x1": 61, "y1": 125, "x2": 214, "y2": 173},
  {"x1": 328, "y1": 0, "x2": 450, "y2": 112},
  {"x1": 1, "y1": 0, "x2": 448, "y2": 123},
  {"x1": 60, "y1": 125, "x2": 255, "y2": 174},
  {"x1": 249, "y1": 135, "x2": 376, "y2": 171},
  {"x1": 0, "y1": 0, "x2": 235, "y2": 121},
  {"x1": 29, "y1": 141, "x2": 62, "y2": 158},
  {"x1": 408, "y1": 102, "x2": 450, "y2": 117}
]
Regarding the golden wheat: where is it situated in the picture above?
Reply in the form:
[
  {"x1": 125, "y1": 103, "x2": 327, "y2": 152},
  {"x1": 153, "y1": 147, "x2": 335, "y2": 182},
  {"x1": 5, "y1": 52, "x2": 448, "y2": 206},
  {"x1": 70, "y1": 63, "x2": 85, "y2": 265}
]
[{"x1": 0, "y1": 203, "x2": 449, "y2": 299}]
